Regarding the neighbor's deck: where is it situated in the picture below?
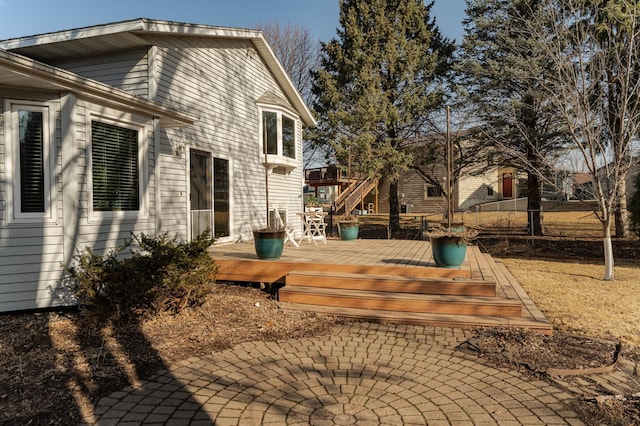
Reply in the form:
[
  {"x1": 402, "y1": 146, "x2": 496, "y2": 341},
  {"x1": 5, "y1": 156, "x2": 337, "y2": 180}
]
[{"x1": 208, "y1": 239, "x2": 552, "y2": 332}]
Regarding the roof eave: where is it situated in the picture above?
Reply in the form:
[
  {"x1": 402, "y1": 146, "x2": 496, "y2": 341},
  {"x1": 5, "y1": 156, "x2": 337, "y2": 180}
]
[
  {"x1": 0, "y1": 19, "x2": 315, "y2": 128},
  {"x1": 251, "y1": 36, "x2": 316, "y2": 127}
]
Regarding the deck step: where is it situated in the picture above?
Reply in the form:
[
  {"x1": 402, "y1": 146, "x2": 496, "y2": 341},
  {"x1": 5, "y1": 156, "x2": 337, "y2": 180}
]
[
  {"x1": 278, "y1": 286, "x2": 522, "y2": 318},
  {"x1": 281, "y1": 303, "x2": 553, "y2": 334},
  {"x1": 285, "y1": 270, "x2": 496, "y2": 297}
]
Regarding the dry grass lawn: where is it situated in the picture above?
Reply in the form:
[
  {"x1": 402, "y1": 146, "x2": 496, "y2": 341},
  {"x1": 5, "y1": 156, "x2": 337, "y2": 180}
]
[{"x1": 501, "y1": 258, "x2": 640, "y2": 347}]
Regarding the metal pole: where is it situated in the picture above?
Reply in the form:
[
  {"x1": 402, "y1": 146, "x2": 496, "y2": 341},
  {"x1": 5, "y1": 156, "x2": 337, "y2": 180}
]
[
  {"x1": 446, "y1": 106, "x2": 452, "y2": 229},
  {"x1": 264, "y1": 116, "x2": 269, "y2": 228}
]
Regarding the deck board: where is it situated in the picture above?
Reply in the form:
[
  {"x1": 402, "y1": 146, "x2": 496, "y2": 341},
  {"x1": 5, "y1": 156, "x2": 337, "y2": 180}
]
[
  {"x1": 208, "y1": 239, "x2": 552, "y2": 332},
  {"x1": 210, "y1": 239, "x2": 469, "y2": 282}
]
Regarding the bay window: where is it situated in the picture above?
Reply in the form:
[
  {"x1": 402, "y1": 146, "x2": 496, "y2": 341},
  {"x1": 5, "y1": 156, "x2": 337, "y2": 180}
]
[{"x1": 260, "y1": 109, "x2": 298, "y2": 171}]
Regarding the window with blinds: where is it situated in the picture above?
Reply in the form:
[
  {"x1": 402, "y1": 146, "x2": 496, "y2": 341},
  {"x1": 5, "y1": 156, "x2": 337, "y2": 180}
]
[
  {"x1": 91, "y1": 121, "x2": 139, "y2": 211},
  {"x1": 18, "y1": 110, "x2": 45, "y2": 213}
]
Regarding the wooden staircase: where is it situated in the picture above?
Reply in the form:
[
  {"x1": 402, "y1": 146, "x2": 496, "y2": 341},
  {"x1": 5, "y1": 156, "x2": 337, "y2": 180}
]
[
  {"x1": 278, "y1": 253, "x2": 551, "y2": 333},
  {"x1": 334, "y1": 177, "x2": 377, "y2": 214}
]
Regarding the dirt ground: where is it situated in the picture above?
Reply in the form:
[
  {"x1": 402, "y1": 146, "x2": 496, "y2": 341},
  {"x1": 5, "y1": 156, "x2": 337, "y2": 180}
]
[{"x1": 1, "y1": 234, "x2": 639, "y2": 425}]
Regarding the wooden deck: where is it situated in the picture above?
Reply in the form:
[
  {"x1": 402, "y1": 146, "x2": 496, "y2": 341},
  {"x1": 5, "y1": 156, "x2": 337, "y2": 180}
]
[{"x1": 208, "y1": 239, "x2": 553, "y2": 333}]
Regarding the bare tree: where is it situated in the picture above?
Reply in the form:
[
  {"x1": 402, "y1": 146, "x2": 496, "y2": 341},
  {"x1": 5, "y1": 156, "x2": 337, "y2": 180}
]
[
  {"x1": 524, "y1": 0, "x2": 640, "y2": 280},
  {"x1": 256, "y1": 21, "x2": 322, "y2": 167}
]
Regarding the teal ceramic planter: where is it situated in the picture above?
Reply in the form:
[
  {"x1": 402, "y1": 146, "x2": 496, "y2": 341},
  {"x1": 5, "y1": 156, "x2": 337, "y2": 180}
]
[
  {"x1": 431, "y1": 236, "x2": 467, "y2": 268},
  {"x1": 339, "y1": 223, "x2": 359, "y2": 241},
  {"x1": 253, "y1": 230, "x2": 285, "y2": 260}
]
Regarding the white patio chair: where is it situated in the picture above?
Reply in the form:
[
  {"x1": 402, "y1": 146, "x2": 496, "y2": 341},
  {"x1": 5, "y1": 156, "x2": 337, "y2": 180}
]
[{"x1": 273, "y1": 211, "x2": 299, "y2": 247}]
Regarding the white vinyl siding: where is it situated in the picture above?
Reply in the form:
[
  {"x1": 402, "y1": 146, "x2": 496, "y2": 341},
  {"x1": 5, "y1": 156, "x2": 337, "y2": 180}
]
[
  {"x1": 457, "y1": 167, "x2": 502, "y2": 211},
  {"x1": 52, "y1": 48, "x2": 150, "y2": 97},
  {"x1": 147, "y1": 36, "x2": 304, "y2": 240}
]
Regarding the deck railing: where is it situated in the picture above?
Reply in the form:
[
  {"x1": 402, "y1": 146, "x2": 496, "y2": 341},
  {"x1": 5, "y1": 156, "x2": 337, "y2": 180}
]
[{"x1": 334, "y1": 178, "x2": 377, "y2": 214}]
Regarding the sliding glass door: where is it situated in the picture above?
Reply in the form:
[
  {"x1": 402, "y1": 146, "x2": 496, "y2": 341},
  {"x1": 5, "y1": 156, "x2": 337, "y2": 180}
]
[{"x1": 190, "y1": 151, "x2": 230, "y2": 240}]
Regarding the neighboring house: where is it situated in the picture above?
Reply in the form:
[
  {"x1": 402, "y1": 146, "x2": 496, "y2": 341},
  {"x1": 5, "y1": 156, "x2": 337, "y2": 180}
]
[
  {"x1": 0, "y1": 19, "x2": 315, "y2": 312},
  {"x1": 375, "y1": 166, "x2": 525, "y2": 214},
  {"x1": 543, "y1": 171, "x2": 596, "y2": 201}
]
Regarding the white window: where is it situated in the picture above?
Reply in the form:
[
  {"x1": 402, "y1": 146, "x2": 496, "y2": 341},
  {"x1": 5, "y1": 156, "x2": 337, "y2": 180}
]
[
  {"x1": 259, "y1": 108, "x2": 298, "y2": 171},
  {"x1": 88, "y1": 116, "x2": 146, "y2": 217},
  {"x1": 4, "y1": 101, "x2": 55, "y2": 223}
]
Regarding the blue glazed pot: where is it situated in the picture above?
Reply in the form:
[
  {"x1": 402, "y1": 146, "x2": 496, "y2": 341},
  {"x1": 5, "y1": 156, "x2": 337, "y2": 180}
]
[
  {"x1": 339, "y1": 223, "x2": 359, "y2": 241},
  {"x1": 253, "y1": 230, "x2": 285, "y2": 260},
  {"x1": 431, "y1": 236, "x2": 467, "y2": 268}
]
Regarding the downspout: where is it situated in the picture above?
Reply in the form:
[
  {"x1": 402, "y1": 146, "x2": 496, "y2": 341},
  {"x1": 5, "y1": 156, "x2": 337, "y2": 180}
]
[{"x1": 153, "y1": 117, "x2": 161, "y2": 234}]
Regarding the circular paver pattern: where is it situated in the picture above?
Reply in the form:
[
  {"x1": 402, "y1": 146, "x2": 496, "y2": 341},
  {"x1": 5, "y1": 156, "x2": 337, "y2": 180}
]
[{"x1": 89, "y1": 323, "x2": 583, "y2": 425}]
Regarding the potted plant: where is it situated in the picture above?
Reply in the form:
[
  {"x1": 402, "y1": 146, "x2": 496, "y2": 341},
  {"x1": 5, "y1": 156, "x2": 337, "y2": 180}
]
[
  {"x1": 428, "y1": 225, "x2": 478, "y2": 268},
  {"x1": 304, "y1": 195, "x2": 320, "y2": 211},
  {"x1": 253, "y1": 117, "x2": 285, "y2": 260},
  {"x1": 428, "y1": 106, "x2": 475, "y2": 268},
  {"x1": 338, "y1": 213, "x2": 359, "y2": 240}
]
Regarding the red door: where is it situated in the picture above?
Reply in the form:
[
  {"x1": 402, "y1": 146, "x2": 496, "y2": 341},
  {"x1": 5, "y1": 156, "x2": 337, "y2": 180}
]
[{"x1": 503, "y1": 173, "x2": 513, "y2": 198}]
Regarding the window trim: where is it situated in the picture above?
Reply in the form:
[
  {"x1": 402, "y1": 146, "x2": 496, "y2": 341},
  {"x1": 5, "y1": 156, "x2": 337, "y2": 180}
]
[
  {"x1": 4, "y1": 100, "x2": 56, "y2": 224},
  {"x1": 258, "y1": 106, "x2": 299, "y2": 172},
  {"x1": 87, "y1": 113, "x2": 148, "y2": 221}
]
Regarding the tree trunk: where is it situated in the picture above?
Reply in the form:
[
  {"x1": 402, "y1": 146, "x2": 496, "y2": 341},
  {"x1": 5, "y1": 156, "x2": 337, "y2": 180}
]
[
  {"x1": 389, "y1": 178, "x2": 400, "y2": 238},
  {"x1": 614, "y1": 178, "x2": 630, "y2": 238},
  {"x1": 527, "y1": 171, "x2": 543, "y2": 236},
  {"x1": 602, "y1": 217, "x2": 615, "y2": 281}
]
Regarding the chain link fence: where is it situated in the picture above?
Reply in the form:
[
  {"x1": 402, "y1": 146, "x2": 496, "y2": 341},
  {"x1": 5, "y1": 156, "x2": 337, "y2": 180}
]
[
  {"x1": 405, "y1": 199, "x2": 610, "y2": 238},
  {"x1": 464, "y1": 209, "x2": 609, "y2": 237},
  {"x1": 462, "y1": 199, "x2": 609, "y2": 238}
]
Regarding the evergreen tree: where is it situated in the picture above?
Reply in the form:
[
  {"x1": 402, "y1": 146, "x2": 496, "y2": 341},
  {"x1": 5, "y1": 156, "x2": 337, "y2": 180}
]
[
  {"x1": 310, "y1": 0, "x2": 454, "y2": 236},
  {"x1": 458, "y1": 0, "x2": 567, "y2": 235}
]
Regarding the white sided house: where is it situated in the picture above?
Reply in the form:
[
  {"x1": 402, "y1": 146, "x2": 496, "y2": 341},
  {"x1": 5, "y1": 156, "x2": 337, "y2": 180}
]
[{"x1": 0, "y1": 19, "x2": 315, "y2": 312}]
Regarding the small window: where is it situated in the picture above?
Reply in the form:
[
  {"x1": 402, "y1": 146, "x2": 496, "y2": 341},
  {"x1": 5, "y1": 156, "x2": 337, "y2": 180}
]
[
  {"x1": 424, "y1": 184, "x2": 442, "y2": 199},
  {"x1": 19, "y1": 110, "x2": 45, "y2": 213},
  {"x1": 5, "y1": 101, "x2": 54, "y2": 222},
  {"x1": 263, "y1": 111, "x2": 278, "y2": 155},
  {"x1": 282, "y1": 116, "x2": 295, "y2": 158},
  {"x1": 91, "y1": 120, "x2": 140, "y2": 211},
  {"x1": 487, "y1": 186, "x2": 494, "y2": 196}
]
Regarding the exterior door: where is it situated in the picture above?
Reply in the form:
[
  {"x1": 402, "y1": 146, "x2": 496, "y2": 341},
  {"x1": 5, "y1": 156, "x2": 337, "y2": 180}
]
[
  {"x1": 213, "y1": 157, "x2": 230, "y2": 240},
  {"x1": 190, "y1": 151, "x2": 231, "y2": 241},
  {"x1": 190, "y1": 150, "x2": 212, "y2": 238},
  {"x1": 503, "y1": 173, "x2": 513, "y2": 198}
]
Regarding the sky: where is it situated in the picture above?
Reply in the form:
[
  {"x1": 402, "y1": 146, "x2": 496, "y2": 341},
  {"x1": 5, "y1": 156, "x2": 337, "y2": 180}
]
[{"x1": 0, "y1": 0, "x2": 467, "y2": 43}]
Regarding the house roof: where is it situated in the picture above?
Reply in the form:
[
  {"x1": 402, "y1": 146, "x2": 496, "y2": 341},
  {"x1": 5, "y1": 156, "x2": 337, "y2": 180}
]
[
  {"x1": 0, "y1": 18, "x2": 316, "y2": 127},
  {"x1": 0, "y1": 48, "x2": 196, "y2": 127},
  {"x1": 572, "y1": 172, "x2": 594, "y2": 185}
]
